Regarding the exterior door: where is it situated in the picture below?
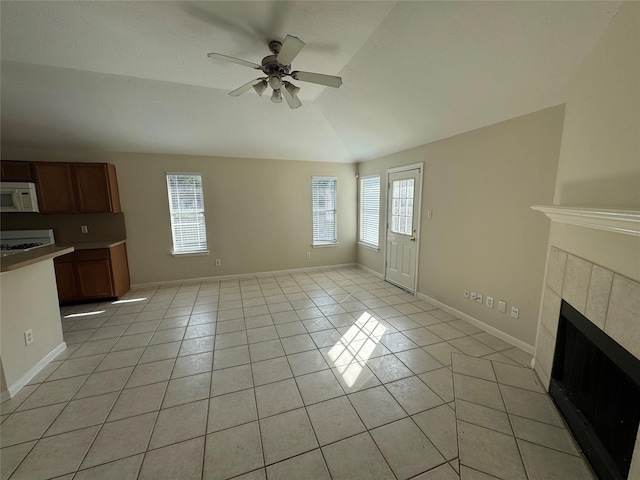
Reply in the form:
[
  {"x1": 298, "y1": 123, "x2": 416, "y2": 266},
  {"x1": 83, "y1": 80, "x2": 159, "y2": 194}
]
[{"x1": 385, "y1": 167, "x2": 422, "y2": 293}]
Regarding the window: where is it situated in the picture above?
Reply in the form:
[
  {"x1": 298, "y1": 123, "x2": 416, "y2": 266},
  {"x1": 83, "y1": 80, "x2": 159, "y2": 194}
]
[
  {"x1": 166, "y1": 173, "x2": 208, "y2": 254},
  {"x1": 390, "y1": 178, "x2": 414, "y2": 235},
  {"x1": 359, "y1": 175, "x2": 380, "y2": 248},
  {"x1": 312, "y1": 176, "x2": 337, "y2": 245}
]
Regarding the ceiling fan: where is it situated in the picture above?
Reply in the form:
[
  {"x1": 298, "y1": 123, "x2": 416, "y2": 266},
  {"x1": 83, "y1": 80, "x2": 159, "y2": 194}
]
[{"x1": 207, "y1": 35, "x2": 342, "y2": 109}]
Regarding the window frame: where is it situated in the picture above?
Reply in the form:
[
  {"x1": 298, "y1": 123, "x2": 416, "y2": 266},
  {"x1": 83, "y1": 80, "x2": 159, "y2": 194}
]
[
  {"x1": 358, "y1": 174, "x2": 381, "y2": 250},
  {"x1": 166, "y1": 172, "x2": 209, "y2": 256},
  {"x1": 311, "y1": 176, "x2": 338, "y2": 247}
]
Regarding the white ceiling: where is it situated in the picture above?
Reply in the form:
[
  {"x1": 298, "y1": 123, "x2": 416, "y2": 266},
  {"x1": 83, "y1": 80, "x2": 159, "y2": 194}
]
[{"x1": 0, "y1": 1, "x2": 621, "y2": 163}]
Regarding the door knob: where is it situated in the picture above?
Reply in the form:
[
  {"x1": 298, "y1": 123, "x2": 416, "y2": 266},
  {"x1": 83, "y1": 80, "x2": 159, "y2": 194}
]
[{"x1": 410, "y1": 237, "x2": 416, "y2": 242}]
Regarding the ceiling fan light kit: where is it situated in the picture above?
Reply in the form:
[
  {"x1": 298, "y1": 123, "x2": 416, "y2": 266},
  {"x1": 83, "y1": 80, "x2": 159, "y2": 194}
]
[{"x1": 207, "y1": 34, "x2": 342, "y2": 109}]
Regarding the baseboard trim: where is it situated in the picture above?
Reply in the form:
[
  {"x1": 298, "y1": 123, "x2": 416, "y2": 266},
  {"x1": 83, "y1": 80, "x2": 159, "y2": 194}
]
[
  {"x1": 415, "y1": 292, "x2": 535, "y2": 354},
  {"x1": 131, "y1": 263, "x2": 360, "y2": 289},
  {"x1": 3, "y1": 342, "x2": 67, "y2": 399}
]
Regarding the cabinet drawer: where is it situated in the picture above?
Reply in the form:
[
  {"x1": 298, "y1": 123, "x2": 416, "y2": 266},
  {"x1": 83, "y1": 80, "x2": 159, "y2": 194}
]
[{"x1": 75, "y1": 248, "x2": 110, "y2": 262}]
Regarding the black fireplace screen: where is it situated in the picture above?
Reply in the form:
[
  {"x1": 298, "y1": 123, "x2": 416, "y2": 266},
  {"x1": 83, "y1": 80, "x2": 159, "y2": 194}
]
[{"x1": 550, "y1": 300, "x2": 640, "y2": 480}]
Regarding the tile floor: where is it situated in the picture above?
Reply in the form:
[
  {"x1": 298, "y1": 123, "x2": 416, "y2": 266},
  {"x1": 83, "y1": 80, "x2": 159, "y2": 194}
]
[{"x1": 0, "y1": 267, "x2": 597, "y2": 480}]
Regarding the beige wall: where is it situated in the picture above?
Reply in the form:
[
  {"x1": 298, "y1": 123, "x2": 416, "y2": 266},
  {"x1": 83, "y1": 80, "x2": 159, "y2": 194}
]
[
  {"x1": 1, "y1": 149, "x2": 358, "y2": 285},
  {"x1": 358, "y1": 105, "x2": 565, "y2": 347},
  {"x1": 548, "y1": 1, "x2": 640, "y2": 282},
  {"x1": 0, "y1": 259, "x2": 64, "y2": 390}
]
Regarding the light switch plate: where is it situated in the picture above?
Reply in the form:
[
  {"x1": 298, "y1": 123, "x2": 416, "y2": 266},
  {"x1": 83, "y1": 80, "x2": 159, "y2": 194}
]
[{"x1": 498, "y1": 300, "x2": 507, "y2": 313}]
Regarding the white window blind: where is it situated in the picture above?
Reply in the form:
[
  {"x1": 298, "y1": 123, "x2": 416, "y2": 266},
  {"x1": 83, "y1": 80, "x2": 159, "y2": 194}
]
[
  {"x1": 166, "y1": 173, "x2": 208, "y2": 253},
  {"x1": 360, "y1": 175, "x2": 380, "y2": 247},
  {"x1": 312, "y1": 177, "x2": 337, "y2": 245}
]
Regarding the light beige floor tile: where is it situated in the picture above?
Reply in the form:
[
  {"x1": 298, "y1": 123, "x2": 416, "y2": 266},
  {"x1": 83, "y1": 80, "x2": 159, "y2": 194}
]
[
  {"x1": 419, "y1": 368, "x2": 454, "y2": 403},
  {"x1": 25, "y1": 361, "x2": 62, "y2": 385},
  {"x1": 172, "y1": 351, "x2": 213, "y2": 378},
  {"x1": 210, "y1": 364, "x2": 254, "y2": 396},
  {"x1": 45, "y1": 392, "x2": 118, "y2": 436},
  {"x1": 396, "y1": 348, "x2": 443, "y2": 374},
  {"x1": 74, "y1": 367, "x2": 133, "y2": 399},
  {"x1": 16, "y1": 376, "x2": 87, "y2": 411},
  {"x1": 281, "y1": 333, "x2": 317, "y2": 354},
  {"x1": 423, "y1": 342, "x2": 463, "y2": 366},
  {"x1": 139, "y1": 437, "x2": 204, "y2": 480},
  {"x1": 366, "y1": 354, "x2": 413, "y2": 383},
  {"x1": 517, "y1": 439, "x2": 595, "y2": 480},
  {"x1": 459, "y1": 465, "x2": 500, "y2": 479},
  {"x1": 138, "y1": 341, "x2": 180, "y2": 364},
  {"x1": 251, "y1": 356, "x2": 293, "y2": 386},
  {"x1": 215, "y1": 331, "x2": 247, "y2": 349},
  {"x1": 162, "y1": 372, "x2": 210, "y2": 408},
  {"x1": 452, "y1": 353, "x2": 495, "y2": 381},
  {"x1": 74, "y1": 453, "x2": 144, "y2": 480},
  {"x1": 82, "y1": 412, "x2": 156, "y2": 469},
  {"x1": 510, "y1": 415, "x2": 579, "y2": 455},
  {"x1": 0, "y1": 441, "x2": 36, "y2": 480},
  {"x1": 111, "y1": 332, "x2": 153, "y2": 352},
  {"x1": 213, "y1": 344, "x2": 250, "y2": 370},
  {"x1": 427, "y1": 323, "x2": 467, "y2": 341},
  {"x1": 322, "y1": 432, "x2": 395, "y2": 480},
  {"x1": 248, "y1": 339, "x2": 285, "y2": 362},
  {"x1": 472, "y1": 332, "x2": 514, "y2": 352},
  {"x1": 266, "y1": 449, "x2": 330, "y2": 480},
  {"x1": 204, "y1": 421, "x2": 263, "y2": 480},
  {"x1": 95, "y1": 348, "x2": 145, "y2": 372},
  {"x1": 149, "y1": 399, "x2": 208, "y2": 449},
  {"x1": 310, "y1": 329, "x2": 343, "y2": 349},
  {"x1": 453, "y1": 374, "x2": 505, "y2": 411},
  {"x1": 501, "y1": 347, "x2": 532, "y2": 367},
  {"x1": 380, "y1": 332, "x2": 420, "y2": 353},
  {"x1": 371, "y1": 417, "x2": 445, "y2": 480},
  {"x1": 348, "y1": 385, "x2": 406, "y2": 429},
  {"x1": 125, "y1": 320, "x2": 160, "y2": 336},
  {"x1": 179, "y1": 335, "x2": 215, "y2": 356},
  {"x1": 157, "y1": 316, "x2": 190, "y2": 330},
  {"x1": 246, "y1": 325, "x2": 278, "y2": 343},
  {"x1": 455, "y1": 400, "x2": 512, "y2": 435},
  {"x1": 10, "y1": 426, "x2": 99, "y2": 480},
  {"x1": 386, "y1": 375, "x2": 443, "y2": 414},
  {"x1": 295, "y1": 369, "x2": 344, "y2": 405},
  {"x1": 1, "y1": 403, "x2": 65, "y2": 447},
  {"x1": 458, "y1": 420, "x2": 526, "y2": 480},
  {"x1": 208, "y1": 388, "x2": 257, "y2": 433},
  {"x1": 331, "y1": 363, "x2": 381, "y2": 393},
  {"x1": 412, "y1": 463, "x2": 460, "y2": 479},
  {"x1": 287, "y1": 350, "x2": 329, "y2": 376},
  {"x1": 260, "y1": 408, "x2": 318, "y2": 464},
  {"x1": 307, "y1": 396, "x2": 366, "y2": 446},
  {"x1": 413, "y1": 405, "x2": 458, "y2": 460},
  {"x1": 46, "y1": 354, "x2": 104, "y2": 381},
  {"x1": 126, "y1": 358, "x2": 175, "y2": 388},
  {"x1": 255, "y1": 378, "x2": 303, "y2": 418},
  {"x1": 149, "y1": 327, "x2": 186, "y2": 346},
  {"x1": 184, "y1": 323, "x2": 216, "y2": 339},
  {"x1": 492, "y1": 362, "x2": 544, "y2": 392},
  {"x1": 499, "y1": 385, "x2": 563, "y2": 427},
  {"x1": 108, "y1": 381, "x2": 167, "y2": 421},
  {"x1": 448, "y1": 337, "x2": 495, "y2": 357},
  {"x1": 245, "y1": 314, "x2": 274, "y2": 330}
]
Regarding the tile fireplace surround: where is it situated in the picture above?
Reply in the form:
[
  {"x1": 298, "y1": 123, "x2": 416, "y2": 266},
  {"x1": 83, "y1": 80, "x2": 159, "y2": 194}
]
[{"x1": 534, "y1": 246, "x2": 640, "y2": 479}]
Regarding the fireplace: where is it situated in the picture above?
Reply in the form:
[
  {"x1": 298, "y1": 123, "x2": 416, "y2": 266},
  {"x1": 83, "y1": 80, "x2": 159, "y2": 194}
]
[{"x1": 550, "y1": 300, "x2": 640, "y2": 480}]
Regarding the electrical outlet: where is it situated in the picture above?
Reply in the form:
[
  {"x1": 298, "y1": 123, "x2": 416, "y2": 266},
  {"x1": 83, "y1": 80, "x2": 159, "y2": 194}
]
[
  {"x1": 498, "y1": 300, "x2": 507, "y2": 313},
  {"x1": 486, "y1": 296, "x2": 494, "y2": 308},
  {"x1": 476, "y1": 293, "x2": 483, "y2": 304},
  {"x1": 24, "y1": 329, "x2": 33, "y2": 346},
  {"x1": 427, "y1": 209, "x2": 433, "y2": 219},
  {"x1": 306, "y1": 252, "x2": 311, "y2": 259},
  {"x1": 464, "y1": 289, "x2": 470, "y2": 299},
  {"x1": 511, "y1": 306, "x2": 519, "y2": 319},
  {"x1": 470, "y1": 291, "x2": 477, "y2": 301},
  {"x1": 81, "y1": 225, "x2": 88, "y2": 234},
  {"x1": 215, "y1": 259, "x2": 221, "y2": 266}
]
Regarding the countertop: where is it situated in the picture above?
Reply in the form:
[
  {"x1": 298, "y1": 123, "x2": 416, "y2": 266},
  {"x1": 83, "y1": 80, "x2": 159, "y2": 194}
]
[
  {"x1": 57, "y1": 239, "x2": 127, "y2": 250},
  {"x1": 0, "y1": 245, "x2": 75, "y2": 273}
]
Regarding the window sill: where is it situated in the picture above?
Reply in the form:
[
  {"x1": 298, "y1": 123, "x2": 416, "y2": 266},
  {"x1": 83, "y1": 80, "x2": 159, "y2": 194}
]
[
  {"x1": 358, "y1": 242, "x2": 379, "y2": 252},
  {"x1": 312, "y1": 242, "x2": 339, "y2": 248},
  {"x1": 171, "y1": 250, "x2": 210, "y2": 257}
]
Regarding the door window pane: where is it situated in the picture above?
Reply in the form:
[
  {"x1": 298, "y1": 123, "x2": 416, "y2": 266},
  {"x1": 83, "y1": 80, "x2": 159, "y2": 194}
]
[{"x1": 390, "y1": 179, "x2": 414, "y2": 235}]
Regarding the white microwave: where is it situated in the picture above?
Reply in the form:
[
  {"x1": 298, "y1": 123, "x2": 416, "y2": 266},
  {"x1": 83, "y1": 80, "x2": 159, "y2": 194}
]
[{"x1": 0, "y1": 182, "x2": 40, "y2": 213}]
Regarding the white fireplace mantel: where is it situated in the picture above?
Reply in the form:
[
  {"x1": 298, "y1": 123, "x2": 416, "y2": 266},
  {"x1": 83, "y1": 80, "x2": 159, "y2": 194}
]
[{"x1": 531, "y1": 205, "x2": 640, "y2": 237}]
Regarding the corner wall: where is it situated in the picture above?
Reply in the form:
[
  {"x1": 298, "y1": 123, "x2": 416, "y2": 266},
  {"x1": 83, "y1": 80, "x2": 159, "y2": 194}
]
[{"x1": 358, "y1": 105, "x2": 565, "y2": 347}]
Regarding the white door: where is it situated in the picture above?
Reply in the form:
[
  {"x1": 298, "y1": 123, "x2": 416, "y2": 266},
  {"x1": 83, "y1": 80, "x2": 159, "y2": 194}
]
[{"x1": 385, "y1": 167, "x2": 422, "y2": 293}]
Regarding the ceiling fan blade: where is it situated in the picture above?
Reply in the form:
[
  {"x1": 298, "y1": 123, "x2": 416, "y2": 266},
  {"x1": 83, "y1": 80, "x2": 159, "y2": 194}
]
[
  {"x1": 207, "y1": 52, "x2": 261, "y2": 69},
  {"x1": 291, "y1": 71, "x2": 342, "y2": 88},
  {"x1": 282, "y1": 86, "x2": 302, "y2": 109},
  {"x1": 229, "y1": 79, "x2": 264, "y2": 97},
  {"x1": 276, "y1": 35, "x2": 305, "y2": 66}
]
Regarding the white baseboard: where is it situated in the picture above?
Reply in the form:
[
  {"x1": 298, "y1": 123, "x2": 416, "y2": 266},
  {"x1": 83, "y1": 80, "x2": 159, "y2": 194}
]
[
  {"x1": 415, "y1": 292, "x2": 535, "y2": 354},
  {"x1": 131, "y1": 263, "x2": 360, "y2": 289},
  {"x1": 2, "y1": 342, "x2": 67, "y2": 400}
]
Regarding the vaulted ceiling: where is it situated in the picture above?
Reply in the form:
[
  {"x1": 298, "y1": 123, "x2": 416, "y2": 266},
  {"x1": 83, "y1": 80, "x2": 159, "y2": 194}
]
[{"x1": 0, "y1": 1, "x2": 621, "y2": 163}]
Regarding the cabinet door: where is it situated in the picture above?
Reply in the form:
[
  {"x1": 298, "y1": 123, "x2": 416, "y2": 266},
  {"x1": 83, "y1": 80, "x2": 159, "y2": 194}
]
[
  {"x1": 0, "y1": 161, "x2": 32, "y2": 182},
  {"x1": 73, "y1": 163, "x2": 121, "y2": 213},
  {"x1": 31, "y1": 162, "x2": 76, "y2": 213},
  {"x1": 75, "y1": 259, "x2": 114, "y2": 299},
  {"x1": 54, "y1": 259, "x2": 77, "y2": 304}
]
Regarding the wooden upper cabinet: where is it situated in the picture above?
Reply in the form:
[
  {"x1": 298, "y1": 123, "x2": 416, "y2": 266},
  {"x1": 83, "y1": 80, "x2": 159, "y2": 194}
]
[
  {"x1": 31, "y1": 162, "x2": 77, "y2": 213},
  {"x1": 30, "y1": 162, "x2": 121, "y2": 214},
  {"x1": 72, "y1": 163, "x2": 121, "y2": 213},
  {"x1": 0, "y1": 160, "x2": 33, "y2": 182}
]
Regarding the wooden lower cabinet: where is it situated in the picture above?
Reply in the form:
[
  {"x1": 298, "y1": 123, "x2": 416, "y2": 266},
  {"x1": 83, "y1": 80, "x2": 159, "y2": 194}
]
[{"x1": 54, "y1": 243, "x2": 130, "y2": 303}]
